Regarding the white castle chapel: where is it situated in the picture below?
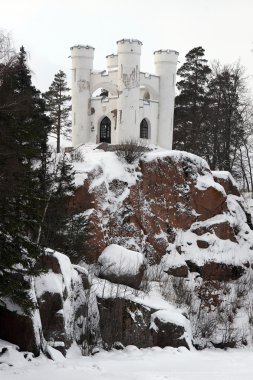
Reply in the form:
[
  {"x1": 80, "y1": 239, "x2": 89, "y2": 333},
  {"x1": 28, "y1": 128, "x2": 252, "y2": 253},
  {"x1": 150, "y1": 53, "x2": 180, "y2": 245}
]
[{"x1": 70, "y1": 39, "x2": 179, "y2": 149}]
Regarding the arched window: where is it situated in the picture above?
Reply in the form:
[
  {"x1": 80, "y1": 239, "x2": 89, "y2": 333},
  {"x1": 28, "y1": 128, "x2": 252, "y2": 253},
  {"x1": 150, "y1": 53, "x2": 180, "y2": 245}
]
[
  {"x1": 143, "y1": 90, "x2": 150, "y2": 101},
  {"x1": 100, "y1": 117, "x2": 111, "y2": 143},
  {"x1": 140, "y1": 119, "x2": 149, "y2": 139},
  {"x1": 92, "y1": 88, "x2": 109, "y2": 98}
]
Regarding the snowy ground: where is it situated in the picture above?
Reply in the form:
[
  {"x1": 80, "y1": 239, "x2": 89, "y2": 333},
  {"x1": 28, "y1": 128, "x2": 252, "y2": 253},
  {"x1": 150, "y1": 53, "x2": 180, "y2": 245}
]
[{"x1": 1, "y1": 343, "x2": 253, "y2": 380}]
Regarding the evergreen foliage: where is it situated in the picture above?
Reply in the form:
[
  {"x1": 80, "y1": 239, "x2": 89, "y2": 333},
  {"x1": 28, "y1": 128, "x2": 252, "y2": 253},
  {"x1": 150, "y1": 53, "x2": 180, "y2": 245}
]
[
  {"x1": 173, "y1": 47, "x2": 211, "y2": 156},
  {"x1": 37, "y1": 150, "x2": 89, "y2": 264},
  {"x1": 0, "y1": 45, "x2": 51, "y2": 313},
  {"x1": 173, "y1": 47, "x2": 251, "y2": 180},
  {"x1": 43, "y1": 70, "x2": 71, "y2": 153},
  {"x1": 56, "y1": 212, "x2": 90, "y2": 264},
  {"x1": 38, "y1": 152, "x2": 75, "y2": 249},
  {"x1": 0, "y1": 37, "x2": 90, "y2": 311},
  {"x1": 205, "y1": 62, "x2": 246, "y2": 171}
]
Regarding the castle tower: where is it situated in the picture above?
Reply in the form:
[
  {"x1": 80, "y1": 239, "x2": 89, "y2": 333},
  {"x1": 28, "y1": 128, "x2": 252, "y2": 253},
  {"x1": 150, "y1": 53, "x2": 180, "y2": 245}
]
[
  {"x1": 116, "y1": 39, "x2": 142, "y2": 142},
  {"x1": 154, "y1": 50, "x2": 179, "y2": 149},
  {"x1": 106, "y1": 53, "x2": 118, "y2": 71},
  {"x1": 70, "y1": 45, "x2": 94, "y2": 146}
]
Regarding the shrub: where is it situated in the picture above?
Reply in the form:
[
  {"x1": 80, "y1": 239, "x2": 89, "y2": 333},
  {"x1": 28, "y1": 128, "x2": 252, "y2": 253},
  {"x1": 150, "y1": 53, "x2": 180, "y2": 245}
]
[
  {"x1": 193, "y1": 313, "x2": 218, "y2": 340},
  {"x1": 70, "y1": 148, "x2": 84, "y2": 162},
  {"x1": 114, "y1": 139, "x2": 150, "y2": 164},
  {"x1": 159, "y1": 276, "x2": 192, "y2": 307}
]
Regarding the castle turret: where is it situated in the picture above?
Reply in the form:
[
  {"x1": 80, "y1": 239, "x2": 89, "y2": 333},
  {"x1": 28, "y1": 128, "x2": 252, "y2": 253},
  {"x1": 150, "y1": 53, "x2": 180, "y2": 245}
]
[
  {"x1": 116, "y1": 39, "x2": 142, "y2": 142},
  {"x1": 70, "y1": 45, "x2": 94, "y2": 146},
  {"x1": 154, "y1": 49, "x2": 179, "y2": 149},
  {"x1": 106, "y1": 54, "x2": 118, "y2": 72}
]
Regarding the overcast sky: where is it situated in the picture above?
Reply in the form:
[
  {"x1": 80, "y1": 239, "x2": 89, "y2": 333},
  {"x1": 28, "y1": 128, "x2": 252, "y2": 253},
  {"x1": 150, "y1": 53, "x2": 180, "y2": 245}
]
[{"x1": 1, "y1": 0, "x2": 253, "y2": 92}]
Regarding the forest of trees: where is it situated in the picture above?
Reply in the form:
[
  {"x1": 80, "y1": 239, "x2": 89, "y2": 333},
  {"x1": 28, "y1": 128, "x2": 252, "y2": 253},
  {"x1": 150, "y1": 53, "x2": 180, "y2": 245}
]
[
  {"x1": 0, "y1": 33, "x2": 87, "y2": 313},
  {"x1": 173, "y1": 46, "x2": 253, "y2": 190}
]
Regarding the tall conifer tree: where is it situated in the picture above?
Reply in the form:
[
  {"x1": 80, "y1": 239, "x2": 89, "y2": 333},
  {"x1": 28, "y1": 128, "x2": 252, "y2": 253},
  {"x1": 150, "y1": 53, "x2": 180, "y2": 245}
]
[
  {"x1": 173, "y1": 47, "x2": 211, "y2": 156},
  {"x1": 43, "y1": 70, "x2": 71, "y2": 153},
  {"x1": 0, "y1": 46, "x2": 51, "y2": 312},
  {"x1": 205, "y1": 62, "x2": 246, "y2": 172}
]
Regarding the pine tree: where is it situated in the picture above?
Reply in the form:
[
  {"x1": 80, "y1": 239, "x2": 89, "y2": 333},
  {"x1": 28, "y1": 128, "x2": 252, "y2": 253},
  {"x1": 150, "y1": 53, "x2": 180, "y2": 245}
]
[
  {"x1": 39, "y1": 152, "x2": 89, "y2": 264},
  {"x1": 39, "y1": 152, "x2": 75, "y2": 248},
  {"x1": 43, "y1": 70, "x2": 71, "y2": 153},
  {"x1": 60, "y1": 213, "x2": 90, "y2": 264},
  {"x1": 205, "y1": 62, "x2": 246, "y2": 172},
  {"x1": 173, "y1": 47, "x2": 211, "y2": 156},
  {"x1": 0, "y1": 46, "x2": 51, "y2": 313}
]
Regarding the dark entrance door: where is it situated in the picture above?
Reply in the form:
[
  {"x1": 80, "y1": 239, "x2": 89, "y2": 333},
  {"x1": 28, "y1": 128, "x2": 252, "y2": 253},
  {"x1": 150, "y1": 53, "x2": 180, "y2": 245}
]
[
  {"x1": 100, "y1": 117, "x2": 111, "y2": 143},
  {"x1": 140, "y1": 118, "x2": 149, "y2": 139}
]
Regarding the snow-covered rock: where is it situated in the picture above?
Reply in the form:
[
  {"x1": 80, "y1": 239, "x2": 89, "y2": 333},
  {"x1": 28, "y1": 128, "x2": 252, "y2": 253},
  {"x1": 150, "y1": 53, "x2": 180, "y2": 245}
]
[
  {"x1": 67, "y1": 145, "x2": 253, "y2": 349},
  {"x1": 0, "y1": 305, "x2": 40, "y2": 356},
  {"x1": 69, "y1": 147, "x2": 248, "y2": 264},
  {"x1": 34, "y1": 249, "x2": 88, "y2": 355},
  {"x1": 2, "y1": 146, "x2": 253, "y2": 354},
  {"x1": 0, "y1": 249, "x2": 91, "y2": 357},
  {"x1": 98, "y1": 244, "x2": 145, "y2": 289},
  {"x1": 97, "y1": 296, "x2": 190, "y2": 350}
]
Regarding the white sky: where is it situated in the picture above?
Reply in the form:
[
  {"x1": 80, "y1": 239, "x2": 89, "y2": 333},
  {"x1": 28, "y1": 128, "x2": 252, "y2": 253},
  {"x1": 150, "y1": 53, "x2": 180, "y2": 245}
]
[{"x1": 1, "y1": 0, "x2": 253, "y2": 93}]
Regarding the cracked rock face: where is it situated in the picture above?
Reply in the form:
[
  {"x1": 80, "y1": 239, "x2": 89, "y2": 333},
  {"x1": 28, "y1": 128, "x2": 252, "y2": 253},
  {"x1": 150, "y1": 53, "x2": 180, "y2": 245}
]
[
  {"x1": 97, "y1": 297, "x2": 189, "y2": 350},
  {"x1": 68, "y1": 151, "x2": 241, "y2": 265}
]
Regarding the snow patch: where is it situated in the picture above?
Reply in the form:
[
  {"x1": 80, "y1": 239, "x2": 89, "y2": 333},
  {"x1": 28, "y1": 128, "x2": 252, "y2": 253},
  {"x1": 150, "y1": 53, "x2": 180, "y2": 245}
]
[
  {"x1": 150, "y1": 308, "x2": 186, "y2": 328},
  {"x1": 72, "y1": 146, "x2": 139, "y2": 189},
  {"x1": 46, "y1": 346, "x2": 65, "y2": 362},
  {"x1": 34, "y1": 272, "x2": 63, "y2": 298},
  {"x1": 98, "y1": 244, "x2": 144, "y2": 277},
  {"x1": 212, "y1": 170, "x2": 239, "y2": 188},
  {"x1": 144, "y1": 149, "x2": 209, "y2": 169}
]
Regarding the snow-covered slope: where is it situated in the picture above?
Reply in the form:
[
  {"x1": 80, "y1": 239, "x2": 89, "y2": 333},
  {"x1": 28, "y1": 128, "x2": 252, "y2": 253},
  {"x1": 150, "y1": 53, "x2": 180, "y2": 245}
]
[{"x1": 2, "y1": 340, "x2": 253, "y2": 380}]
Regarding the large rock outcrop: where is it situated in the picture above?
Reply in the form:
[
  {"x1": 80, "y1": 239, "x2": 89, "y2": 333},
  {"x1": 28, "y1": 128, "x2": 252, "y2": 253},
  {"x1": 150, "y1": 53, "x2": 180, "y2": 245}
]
[
  {"x1": 69, "y1": 149, "x2": 252, "y2": 273},
  {"x1": 0, "y1": 306, "x2": 40, "y2": 356},
  {"x1": 0, "y1": 250, "x2": 90, "y2": 356},
  {"x1": 0, "y1": 248, "x2": 191, "y2": 356},
  {"x1": 68, "y1": 150, "x2": 240, "y2": 264},
  {"x1": 2, "y1": 147, "x2": 253, "y2": 354},
  {"x1": 67, "y1": 147, "x2": 253, "y2": 349},
  {"x1": 97, "y1": 297, "x2": 190, "y2": 350}
]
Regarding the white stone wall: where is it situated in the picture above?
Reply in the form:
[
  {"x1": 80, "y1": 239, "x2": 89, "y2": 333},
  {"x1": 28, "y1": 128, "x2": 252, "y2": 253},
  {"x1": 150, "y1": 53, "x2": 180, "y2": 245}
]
[
  {"x1": 140, "y1": 72, "x2": 159, "y2": 100},
  {"x1": 90, "y1": 71, "x2": 118, "y2": 96},
  {"x1": 116, "y1": 39, "x2": 142, "y2": 143},
  {"x1": 71, "y1": 45, "x2": 94, "y2": 146},
  {"x1": 154, "y1": 50, "x2": 179, "y2": 150},
  {"x1": 139, "y1": 100, "x2": 159, "y2": 144}
]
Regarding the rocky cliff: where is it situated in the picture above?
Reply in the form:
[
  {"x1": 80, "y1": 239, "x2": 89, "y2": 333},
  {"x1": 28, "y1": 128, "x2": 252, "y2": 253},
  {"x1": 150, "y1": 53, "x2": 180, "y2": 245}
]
[
  {"x1": 70, "y1": 147, "x2": 252, "y2": 269},
  {"x1": 1, "y1": 146, "x2": 253, "y2": 356}
]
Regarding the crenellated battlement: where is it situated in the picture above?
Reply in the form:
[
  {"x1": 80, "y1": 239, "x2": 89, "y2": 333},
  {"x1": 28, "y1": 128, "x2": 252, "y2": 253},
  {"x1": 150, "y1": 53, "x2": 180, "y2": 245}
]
[
  {"x1": 70, "y1": 45, "x2": 95, "y2": 59},
  {"x1": 70, "y1": 44, "x2": 95, "y2": 51},
  {"x1": 117, "y1": 38, "x2": 142, "y2": 45},
  {"x1": 117, "y1": 39, "x2": 142, "y2": 55},
  {"x1": 154, "y1": 49, "x2": 179, "y2": 65},
  {"x1": 153, "y1": 49, "x2": 179, "y2": 55},
  {"x1": 70, "y1": 44, "x2": 94, "y2": 70},
  {"x1": 106, "y1": 54, "x2": 118, "y2": 70}
]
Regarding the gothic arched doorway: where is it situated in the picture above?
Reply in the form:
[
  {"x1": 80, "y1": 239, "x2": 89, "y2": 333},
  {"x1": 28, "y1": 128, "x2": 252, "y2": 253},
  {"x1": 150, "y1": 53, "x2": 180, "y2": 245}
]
[
  {"x1": 140, "y1": 118, "x2": 149, "y2": 139},
  {"x1": 100, "y1": 117, "x2": 111, "y2": 143}
]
